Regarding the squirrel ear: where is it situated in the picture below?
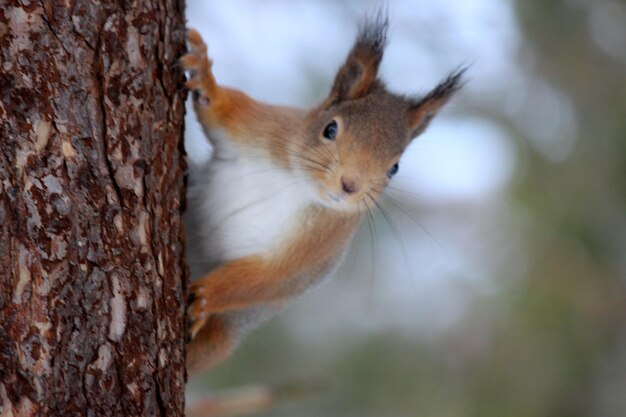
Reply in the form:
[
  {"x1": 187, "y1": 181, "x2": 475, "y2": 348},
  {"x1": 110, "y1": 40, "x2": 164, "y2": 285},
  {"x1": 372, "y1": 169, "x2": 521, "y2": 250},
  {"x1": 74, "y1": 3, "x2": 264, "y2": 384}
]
[
  {"x1": 407, "y1": 68, "x2": 466, "y2": 138},
  {"x1": 327, "y1": 12, "x2": 388, "y2": 104}
]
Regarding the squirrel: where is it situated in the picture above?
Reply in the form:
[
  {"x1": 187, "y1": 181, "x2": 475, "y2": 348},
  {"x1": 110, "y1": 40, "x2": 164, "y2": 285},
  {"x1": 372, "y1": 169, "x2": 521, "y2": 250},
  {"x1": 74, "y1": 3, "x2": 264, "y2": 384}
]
[{"x1": 182, "y1": 13, "x2": 464, "y2": 376}]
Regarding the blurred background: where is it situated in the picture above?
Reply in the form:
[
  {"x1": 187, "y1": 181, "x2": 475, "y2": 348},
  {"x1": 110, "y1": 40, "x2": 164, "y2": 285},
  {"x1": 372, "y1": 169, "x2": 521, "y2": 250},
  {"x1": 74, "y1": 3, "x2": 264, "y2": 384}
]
[{"x1": 183, "y1": 1, "x2": 626, "y2": 416}]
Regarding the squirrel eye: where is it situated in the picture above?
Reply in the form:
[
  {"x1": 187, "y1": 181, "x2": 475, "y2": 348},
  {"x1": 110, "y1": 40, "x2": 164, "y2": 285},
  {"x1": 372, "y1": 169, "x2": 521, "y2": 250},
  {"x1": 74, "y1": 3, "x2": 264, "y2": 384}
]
[
  {"x1": 322, "y1": 120, "x2": 338, "y2": 140},
  {"x1": 387, "y1": 163, "x2": 399, "y2": 178}
]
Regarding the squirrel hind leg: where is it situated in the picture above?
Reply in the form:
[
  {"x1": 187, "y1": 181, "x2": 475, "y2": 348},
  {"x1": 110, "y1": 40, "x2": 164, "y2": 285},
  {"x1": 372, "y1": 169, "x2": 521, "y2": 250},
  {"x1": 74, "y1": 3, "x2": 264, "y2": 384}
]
[
  {"x1": 181, "y1": 29, "x2": 217, "y2": 104},
  {"x1": 186, "y1": 314, "x2": 236, "y2": 377}
]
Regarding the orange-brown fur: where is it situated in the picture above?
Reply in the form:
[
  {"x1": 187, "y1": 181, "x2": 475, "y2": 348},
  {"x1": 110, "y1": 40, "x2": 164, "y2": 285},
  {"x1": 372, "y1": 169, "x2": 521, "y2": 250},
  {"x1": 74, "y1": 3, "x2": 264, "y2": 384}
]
[{"x1": 183, "y1": 14, "x2": 464, "y2": 376}]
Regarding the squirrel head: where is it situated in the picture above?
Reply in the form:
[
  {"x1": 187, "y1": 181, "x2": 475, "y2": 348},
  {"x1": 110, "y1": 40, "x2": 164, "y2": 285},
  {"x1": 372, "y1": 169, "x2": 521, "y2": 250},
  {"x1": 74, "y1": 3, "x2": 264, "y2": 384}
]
[{"x1": 301, "y1": 13, "x2": 465, "y2": 211}]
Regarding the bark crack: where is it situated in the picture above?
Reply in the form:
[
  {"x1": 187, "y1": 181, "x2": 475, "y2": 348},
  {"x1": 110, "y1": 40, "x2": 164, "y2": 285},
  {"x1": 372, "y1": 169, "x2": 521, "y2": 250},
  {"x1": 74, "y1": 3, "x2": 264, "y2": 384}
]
[
  {"x1": 69, "y1": 1, "x2": 96, "y2": 50},
  {"x1": 94, "y1": 18, "x2": 124, "y2": 208},
  {"x1": 153, "y1": 1, "x2": 169, "y2": 101},
  {"x1": 39, "y1": 2, "x2": 72, "y2": 57}
]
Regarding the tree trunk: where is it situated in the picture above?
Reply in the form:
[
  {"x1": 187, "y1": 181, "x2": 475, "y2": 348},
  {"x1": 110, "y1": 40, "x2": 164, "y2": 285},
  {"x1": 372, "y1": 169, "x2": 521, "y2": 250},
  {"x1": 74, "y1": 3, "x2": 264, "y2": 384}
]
[{"x1": 0, "y1": 1, "x2": 188, "y2": 416}]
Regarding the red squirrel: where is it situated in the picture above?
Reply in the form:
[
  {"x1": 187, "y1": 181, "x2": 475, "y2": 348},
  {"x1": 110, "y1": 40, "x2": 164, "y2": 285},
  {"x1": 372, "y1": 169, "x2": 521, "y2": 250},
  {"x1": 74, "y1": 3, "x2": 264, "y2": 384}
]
[{"x1": 182, "y1": 14, "x2": 464, "y2": 375}]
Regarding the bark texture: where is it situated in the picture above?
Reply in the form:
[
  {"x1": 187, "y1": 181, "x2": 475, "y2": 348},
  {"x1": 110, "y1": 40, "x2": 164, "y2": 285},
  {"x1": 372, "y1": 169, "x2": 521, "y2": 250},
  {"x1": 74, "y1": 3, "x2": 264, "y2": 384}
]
[{"x1": 0, "y1": 1, "x2": 188, "y2": 415}]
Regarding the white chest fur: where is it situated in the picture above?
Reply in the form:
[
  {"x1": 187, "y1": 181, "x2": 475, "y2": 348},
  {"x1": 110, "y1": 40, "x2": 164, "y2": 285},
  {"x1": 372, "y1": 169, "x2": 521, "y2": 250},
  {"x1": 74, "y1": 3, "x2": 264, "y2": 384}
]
[{"x1": 187, "y1": 148, "x2": 316, "y2": 274}]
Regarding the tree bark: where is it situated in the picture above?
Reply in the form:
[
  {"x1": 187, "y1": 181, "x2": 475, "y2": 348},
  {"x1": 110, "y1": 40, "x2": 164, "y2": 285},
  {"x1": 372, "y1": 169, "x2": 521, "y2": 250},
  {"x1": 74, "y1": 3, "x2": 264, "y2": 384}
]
[{"x1": 0, "y1": 1, "x2": 188, "y2": 416}]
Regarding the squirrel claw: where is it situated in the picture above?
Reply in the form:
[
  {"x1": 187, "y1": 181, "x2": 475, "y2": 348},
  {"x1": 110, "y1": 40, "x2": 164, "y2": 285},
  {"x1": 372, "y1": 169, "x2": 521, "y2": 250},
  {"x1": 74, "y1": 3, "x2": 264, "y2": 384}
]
[
  {"x1": 189, "y1": 313, "x2": 208, "y2": 340},
  {"x1": 187, "y1": 284, "x2": 211, "y2": 340}
]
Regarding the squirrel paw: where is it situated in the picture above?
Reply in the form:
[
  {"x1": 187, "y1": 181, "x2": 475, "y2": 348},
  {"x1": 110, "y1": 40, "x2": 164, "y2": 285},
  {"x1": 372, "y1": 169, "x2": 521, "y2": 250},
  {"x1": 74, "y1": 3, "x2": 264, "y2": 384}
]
[
  {"x1": 181, "y1": 29, "x2": 216, "y2": 105},
  {"x1": 187, "y1": 281, "x2": 212, "y2": 340}
]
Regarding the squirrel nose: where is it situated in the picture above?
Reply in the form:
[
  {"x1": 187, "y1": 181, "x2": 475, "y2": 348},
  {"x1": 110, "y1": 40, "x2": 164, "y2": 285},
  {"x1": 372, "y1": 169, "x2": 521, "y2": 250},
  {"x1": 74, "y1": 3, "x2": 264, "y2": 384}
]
[{"x1": 341, "y1": 176, "x2": 358, "y2": 195}]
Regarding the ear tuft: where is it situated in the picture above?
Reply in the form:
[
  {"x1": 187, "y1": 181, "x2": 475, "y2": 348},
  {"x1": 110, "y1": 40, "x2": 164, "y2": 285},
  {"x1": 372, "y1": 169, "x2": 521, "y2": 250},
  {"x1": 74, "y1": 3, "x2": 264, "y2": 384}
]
[
  {"x1": 355, "y1": 9, "x2": 389, "y2": 59},
  {"x1": 327, "y1": 9, "x2": 389, "y2": 104},
  {"x1": 408, "y1": 66, "x2": 467, "y2": 137}
]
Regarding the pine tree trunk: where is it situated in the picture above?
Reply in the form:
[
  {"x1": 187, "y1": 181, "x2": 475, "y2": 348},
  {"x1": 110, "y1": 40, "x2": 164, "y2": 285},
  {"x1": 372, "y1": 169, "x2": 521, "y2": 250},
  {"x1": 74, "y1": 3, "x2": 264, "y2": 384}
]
[{"x1": 0, "y1": 1, "x2": 188, "y2": 416}]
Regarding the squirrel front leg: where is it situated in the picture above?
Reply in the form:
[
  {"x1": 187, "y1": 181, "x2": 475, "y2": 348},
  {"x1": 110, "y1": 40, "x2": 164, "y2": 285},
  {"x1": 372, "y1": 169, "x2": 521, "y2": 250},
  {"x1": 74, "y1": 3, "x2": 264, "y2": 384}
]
[
  {"x1": 187, "y1": 256, "x2": 295, "y2": 338},
  {"x1": 187, "y1": 210, "x2": 360, "y2": 339},
  {"x1": 186, "y1": 256, "x2": 306, "y2": 375}
]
